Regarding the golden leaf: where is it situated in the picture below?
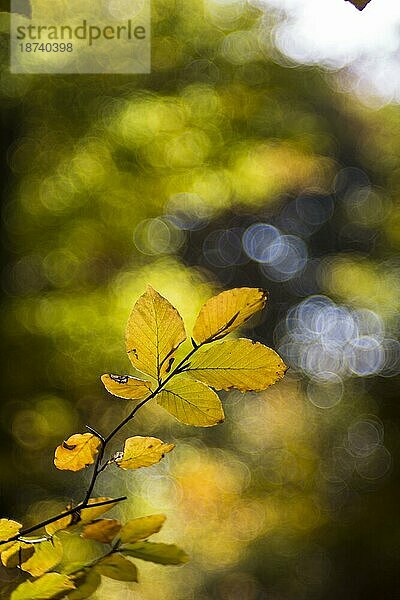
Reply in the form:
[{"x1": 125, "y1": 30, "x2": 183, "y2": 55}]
[
  {"x1": 101, "y1": 374, "x2": 152, "y2": 400},
  {"x1": 125, "y1": 286, "x2": 186, "y2": 381},
  {"x1": 20, "y1": 537, "x2": 63, "y2": 577},
  {"x1": 79, "y1": 498, "x2": 118, "y2": 523},
  {"x1": 121, "y1": 541, "x2": 189, "y2": 565},
  {"x1": 193, "y1": 287, "x2": 267, "y2": 344},
  {"x1": 0, "y1": 519, "x2": 22, "y2": 550},
  {"x1": 45, "y1": 513, "x2": 72, "y2": 536},
  {"x1": 11, "y1": 573, "x2": 75, "y2": 600},
  {"x1": 82, "y1": 519, "x2": 121, "y2": 544},
  {"x1": 116, "y1": 436, "x2": 175, "y2": 470},
  {"x1": 186, "y1": 338, "x2": 287, "y2": 391},
  {"x1": 68, "y1": 569, "x2": 101, "y2": 600},
  {"x1": 157, "y1": 377, "x2": 224, "y2": 427},
  {"x1": 1, "y1": 541, "x2": 34, "y2": 568},
  {"x1": 119, "y1": 514, "x2": 166, "y2": 544},
  {"x1": 54, "y1": 433, "x2": 100, "y2": 472},
  {"x1": 95, "y1": 554, "x2": 138, "y2": 582}
]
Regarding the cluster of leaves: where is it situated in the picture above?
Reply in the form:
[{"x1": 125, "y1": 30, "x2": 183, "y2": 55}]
[{"x1": 0, "y1": 287, "x2": 286, "y2": 599}]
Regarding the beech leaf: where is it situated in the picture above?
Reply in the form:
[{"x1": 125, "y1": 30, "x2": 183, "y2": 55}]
[
  {"x1": 20, "y1": 537, "x2": 63, "y2": 577},
  {"x1": 158, "y1": 377, "x2": 224, "y2": 427},
  {"x1": 95, "y1": 553, "x2": 138, "y2": 581},
  {"x1": 193, "y1": 287, "x2": 267, "y2": 344},
  {"x1": 101, "y1": 374, "x2": 152, "y2": 400},
  {"x1": 120, "y1": 541, "x2": 189, "y2": 565},
  {"x1": 125, "y1": 286, "x2": 186, "y2": 381},
  {"x1": 1, "y1": 541, "x2": 34, "y2": 568},
  {"x1": 11, "y1": 573, "x2": 75, "y2": 600},
  {"x1": 82, "y1": 519, "x2": 121, "y2": 544},
  {"x1": 68, "y1": 570, "x2": 101, "y2": 600},
  {"x1": 116, "y1": 436, "x2": 175, "y2": 470},
  {"x1": 0, "y1": 519, "x2": 22, "y2": 549},
  {"x1": 54, "y1": 433, "x2": 100, "y2": 472},
  {"x1": 119, "y1": 514, "x2": 166, "y2": 544},
  {"x1": 186, "y1": 338, "x2": 287, "y2": 392},
  {"x1": 346, "y1": 0, "x2": 371, "y2": 9},
  {"x1": 79, "y1": 498, "x2": 118, "y2": 523},
  {"x1": 45, "y1": 513, "x2": 72, "y2": 536}
]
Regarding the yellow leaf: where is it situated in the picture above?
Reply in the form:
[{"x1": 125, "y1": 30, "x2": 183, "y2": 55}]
[
  {"x1": 79, "y1": 498, "x2": 118, "y2": 523},
  {"x1": 157, "y1": 377, "x2": 224, "y2": 427},
  {"x1": 119, "y1": 515, "x2": 166, "y2": 544},
  {"x1": 121, "y1": 541, "x2": 189, "y2": 565},
  {"x1": 68, "y1": 569, "x2": 101, "y2": 600},
  {"x1": 45, "y1": 513, "x2": 72, "y2": 536},
  {"x1": 125, "y1": 286, "x2": 186, "y2": 381},
  {"x1": 101, "y1": 374, "x2": 152, "y2": 400},
  {"x1": 0, "y1": 519, "x2": 22, "y2": 550},
  {"x1": 20, "y1": 537, "x2": 63, "y2": 577},
  {"x1": 116, "y1": 437, "x2": 175, "y2": 470},
  {"x1": 193, "y1": 287, "x2": 267, "y2": 344},
  {"x1": 82, "y1": 519, "x2": 121, "y2": 544},
  {"x1": 95, "y1": 553, "x2": 138, "y2": 582},
  {"x1": 186, "y1": 338, "x2": 287, "y2": 391},
  {"x1": 11, "y1": 573, "x2": 75, "y2": 600},
  {"x1": 54, "y1": 433, "x2": 100, "y2": 472},
  {"x1": 1, "y1": 542, "x2": 34, "y2": 568}
]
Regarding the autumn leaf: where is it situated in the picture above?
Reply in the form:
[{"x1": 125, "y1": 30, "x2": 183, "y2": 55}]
[
  {"x1": 186, "y1": 338, "x2": 287, "y2": 391},
  {"x1": 79, "y1": 498, "x2": 118, "y2": 523},
  {"x1": 45, "y1": 512, "x2": 72, "y2": 536},
  {"x1": 20, "y1": 537, "x2": 63, "y2": 577},
  {"x1": 54, "y1": 433, "x2": 100, "y2": 472},
  {"x1": 0, "y1": 519, "x2": 22, "y2": 549},
  {"x1": 101, "y1": 374, "x2": 152, "y2": 400},
  {"x1": 121, "y1": 541, "x2": 189, "y2": 565},
  {"x1": 82, "y1": 519, "x2": 121, "y2": 544},
  {"x1": 11, "y1": 573, "x2": 75, "y2": 600},
  {"x1": 68, "y1": 569, "x2": 101, "y2": 600},
  {"x1": 193, "y1": 287, "x2": 267, "y2": 344},
  {"x1": 116, "y1": 436, "x2": 175, "y2": 470},
  {"x1": 346, "y1": 0, "x2": 372, "y2": 10},
  {"x1": 158, "y1": 376, "x2": 224, "y2": 427},
  {"x1": 95, "y1": 553, "x2": 138, "y2": 581},
  {"x1": 119, "y1": 514, "x2": 166, "y2": 544},
  {"x1": 125, "y1": 286, "x2": 186, "y2": 381},
  {"x1": 1, "y1": 541, "x2": 34, "y2": 568}
]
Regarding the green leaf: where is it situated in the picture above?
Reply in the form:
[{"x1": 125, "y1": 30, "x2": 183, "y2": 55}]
[
  {"x1": 68, "y1": 569, "x2": 101, "y2": 600},
  {"x1": 120, "y1": 541, "x2": 189, "y2": 565},
  {"x1": 20, "y1": 537, "x2": 63, "y2": 577},
  {"x1": 119, "y1": 514, "x2": 166, "y2": 544},
  {"x1": 95, "y1": 553, "x2": 138, "y2": 581},
  {"x1": 157, "y1": 376, "x2": 224, "y2": 427},
  {"x1": 11, "y1": 573, "x2": 75, "y2": 600}
]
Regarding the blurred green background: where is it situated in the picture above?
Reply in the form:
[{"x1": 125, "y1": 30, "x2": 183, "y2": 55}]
[{"x1": 0, "y1": 0, "x2": 399, "y2": 598}]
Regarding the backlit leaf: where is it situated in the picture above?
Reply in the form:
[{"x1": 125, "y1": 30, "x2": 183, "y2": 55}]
[
  {"x1": 68, "y1": 569, "x2": 101, "y2": 600},
  {"x1": 79, "y1": 498, "x2": 118, "y2": 523},
  {"x1": 186, "y1": 338, "x2": 287, "y2": 391},
  {"x1": 95, "y1": 553, "x2": 138, "y2": 581},
  {"x1": 158, "y1": 377, "x2": 224, "y2": 427},
  {"x1": 54, "y1": 433, "x2": 100, "y2": 472},
  {"x1": 45, "y1": 513, "x2": 72, "y2": 536},
  {"x1": 125, "y1": 286, "x2": 186, "y2": 381},
  {"x1": 193, "y1": 287, "x2": 267, "y2": 344},
  {"x1": 82, "y1": 519, "x2": 121, "y2": 544},
  {"x1": 20, "y1": 537, "x2": 63, "y2": 577},
  {"x1": 0, "y1": 519, "x2": 22, "y2": 550},
  {"x1": 101, "y1": 374, "x2": 152, "y2": 400},
  {"x1": 121, "y1": 541, "x2": 189, "y2": 565},
  {"x1": 11, "y1": 573, "x2": 75, "y2": 600},
  {"x1": 119, "y1": 514, "x2": 166, "y2": 544},
  {"x1": 116, "y1": 437, "x2": 174, "y2": 470},
  {"x1": 1, "y1": 541, "x2": 34, "y2": 568}
]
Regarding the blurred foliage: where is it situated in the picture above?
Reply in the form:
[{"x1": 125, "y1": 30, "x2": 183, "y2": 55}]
[{"x1": 0, "y1": 0, "x2": 399, "y2": 598}]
